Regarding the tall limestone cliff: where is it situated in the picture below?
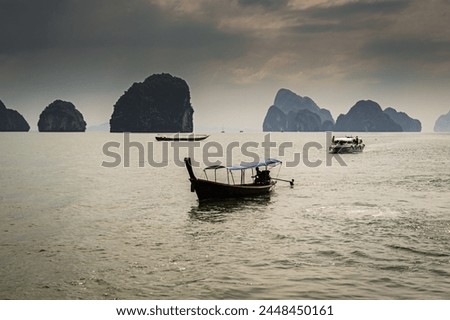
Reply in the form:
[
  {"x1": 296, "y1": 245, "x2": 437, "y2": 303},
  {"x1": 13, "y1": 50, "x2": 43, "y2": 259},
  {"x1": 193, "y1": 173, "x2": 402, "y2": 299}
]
[
  {"x1": 262, "y1": 89, "x2": 334, "y2": 131},
  {"x1": 110, "y1": 73, "x2": 194, "y2": 133},
  {"x1": 262, "y1": 105, "x2": 287, "y2": 132},
  {"x1": 286, "y1": 109, "x2": 323, "y2": 132}
]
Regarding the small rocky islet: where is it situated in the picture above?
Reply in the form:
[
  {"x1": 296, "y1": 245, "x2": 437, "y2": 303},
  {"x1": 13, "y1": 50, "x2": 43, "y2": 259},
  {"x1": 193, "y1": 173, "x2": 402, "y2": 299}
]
[{"x1": 38, "y1": 100, "x2": 87, "y2": 132}]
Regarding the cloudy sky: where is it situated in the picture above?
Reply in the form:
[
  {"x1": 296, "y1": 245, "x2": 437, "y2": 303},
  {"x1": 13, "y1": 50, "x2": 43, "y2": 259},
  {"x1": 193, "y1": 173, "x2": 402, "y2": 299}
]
[{"x1": 1, "y1": 0, "x2": 449, "y2": 131}]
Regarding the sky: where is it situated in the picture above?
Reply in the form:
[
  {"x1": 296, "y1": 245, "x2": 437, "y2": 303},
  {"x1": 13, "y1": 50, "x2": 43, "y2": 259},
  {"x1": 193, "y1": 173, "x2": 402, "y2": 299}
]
[{"x1": 1, "y1": 0, "x2": 449, "y2": 131}]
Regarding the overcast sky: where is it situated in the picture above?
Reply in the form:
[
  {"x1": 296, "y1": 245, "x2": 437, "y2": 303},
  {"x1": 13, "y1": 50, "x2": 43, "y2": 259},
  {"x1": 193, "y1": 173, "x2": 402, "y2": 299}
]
[{"x1": 1, "y1": 0, "x2": 449, "y2": 131}]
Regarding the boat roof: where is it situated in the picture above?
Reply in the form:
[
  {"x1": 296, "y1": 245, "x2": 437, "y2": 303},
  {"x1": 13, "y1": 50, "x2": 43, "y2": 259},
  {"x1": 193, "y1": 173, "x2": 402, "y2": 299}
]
[
  {"x1": 334, "y1": 137, "x2": 354, "y2": 142},
  {"x1": 203, "y1": 164, "x2": 226, "y2": 170},
  {"x1": 204, "y1": 158, "x2": 282, "y2": 171}
]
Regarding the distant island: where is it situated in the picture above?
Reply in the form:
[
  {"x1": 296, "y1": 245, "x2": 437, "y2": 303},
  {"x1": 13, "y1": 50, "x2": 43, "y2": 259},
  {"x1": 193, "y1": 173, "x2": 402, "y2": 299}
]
[
  {"x1": 1, "y1": 83, "x2": 430, "y2": 134},
  {"x1": 263, "y1": 89, "x2": 421, "y2": 132},
  {"x1": 38, "y1": 100, "x2": 86, "y2": 132},
  {"x1": 335, "y1": 100, "x2": 406, "y2": 132},
  {"x1": 0, "y1": 99, "x2": 30, "y2": 132},
  {"x1": 434, "y1": 111, "x2": 450, "y2": 132},
  {"x1": 110, "y1": 73, "x2": 194, "y2": 133},
  {"x1": 383, "y1": 107, "x2": 421, "y2": 132},
  {"x1": 263, "y1": 89, "x2": 334, "y2": 132}
]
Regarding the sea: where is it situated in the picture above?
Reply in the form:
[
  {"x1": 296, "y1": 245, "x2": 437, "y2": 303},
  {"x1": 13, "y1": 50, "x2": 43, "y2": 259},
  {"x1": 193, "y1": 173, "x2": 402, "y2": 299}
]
[{"x1": 0, "y1": 132, "x2": 449, "y2": 299}]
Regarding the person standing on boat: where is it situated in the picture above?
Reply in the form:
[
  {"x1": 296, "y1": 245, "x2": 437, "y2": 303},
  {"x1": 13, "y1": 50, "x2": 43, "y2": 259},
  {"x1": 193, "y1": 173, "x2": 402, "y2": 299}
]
[{"x1": 255, "y1": 167, "x2": 262, "y2": 184}]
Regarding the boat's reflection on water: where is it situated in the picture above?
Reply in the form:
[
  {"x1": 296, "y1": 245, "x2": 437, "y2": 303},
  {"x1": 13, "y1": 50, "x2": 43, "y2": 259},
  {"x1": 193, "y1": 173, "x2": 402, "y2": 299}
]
[{"x1": 188, "y1": 195, "x2": 271, "y2": 223}]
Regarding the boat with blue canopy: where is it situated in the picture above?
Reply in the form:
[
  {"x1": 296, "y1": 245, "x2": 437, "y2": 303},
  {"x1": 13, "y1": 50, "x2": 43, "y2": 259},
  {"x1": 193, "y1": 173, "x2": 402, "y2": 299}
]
[{"x1": 184, "y1": 157, "x2": 293, "y2": 201}]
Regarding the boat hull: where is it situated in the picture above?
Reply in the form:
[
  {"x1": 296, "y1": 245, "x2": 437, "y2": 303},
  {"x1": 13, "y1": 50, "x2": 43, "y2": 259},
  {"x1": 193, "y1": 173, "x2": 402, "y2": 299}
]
[
  {"x1": 329, "y1": 144, "x2": 365, "y2": 154},
  {"x1": 155, "y1": 135, "x2": 209, "y2": 141},
  {"x1": 190, "y1": 179, "x2": 276, "y2": 201}
]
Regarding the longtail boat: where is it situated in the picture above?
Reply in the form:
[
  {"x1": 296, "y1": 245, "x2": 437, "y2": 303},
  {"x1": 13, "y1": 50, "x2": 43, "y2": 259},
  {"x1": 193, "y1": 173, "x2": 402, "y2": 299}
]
[
  {"x1": 155, "y1": 134, "x2": 209, "y2": 141},
  {"x1": 184, "y1": 157, "x2": 293, "y2": 201}
]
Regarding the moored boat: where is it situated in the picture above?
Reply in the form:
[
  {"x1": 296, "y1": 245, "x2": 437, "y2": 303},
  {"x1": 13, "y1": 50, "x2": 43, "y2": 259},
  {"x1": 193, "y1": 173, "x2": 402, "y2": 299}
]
[
  {"x1": 329, "y1": 135, "x2": 365, "y2": 154},
  {"x1": 184, "y1": 157, "x2": 293, "y2": 201},
  {"x1": 155, "y1": 134, "x2": 209, "y2": 141}
]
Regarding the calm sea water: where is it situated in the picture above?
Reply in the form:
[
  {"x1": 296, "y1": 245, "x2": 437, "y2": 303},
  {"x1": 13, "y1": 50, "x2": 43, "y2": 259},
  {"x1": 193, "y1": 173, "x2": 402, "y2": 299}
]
[{"x1": 1, "y1": 132, "x2": 449, "y2": 299}]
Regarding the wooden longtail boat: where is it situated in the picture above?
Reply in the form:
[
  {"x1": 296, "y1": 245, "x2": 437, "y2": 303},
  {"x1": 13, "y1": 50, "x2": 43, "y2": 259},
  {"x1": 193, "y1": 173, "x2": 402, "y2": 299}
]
[
  {"x1": 155, "y1": 134, "x2": 209, "y2": 141},
  {"x1": 184, "y1": 157, "x2": 292, "y2": 201}
]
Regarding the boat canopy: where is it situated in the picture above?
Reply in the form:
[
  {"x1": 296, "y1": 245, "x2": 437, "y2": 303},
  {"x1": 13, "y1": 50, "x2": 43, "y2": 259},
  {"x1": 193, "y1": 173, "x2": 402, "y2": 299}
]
[
  {"x1": 203, "y1": 164, "x2": 226, "y2": 171},
  {"x1": 227, "y1": 158, "x2": 282, "y2": 171},
  {"x1": 203, "y1": 158, "x2": 282, "y2": 171},
  {"x1": 333, "y1": 138, "x2": 354, "y2": 142}
]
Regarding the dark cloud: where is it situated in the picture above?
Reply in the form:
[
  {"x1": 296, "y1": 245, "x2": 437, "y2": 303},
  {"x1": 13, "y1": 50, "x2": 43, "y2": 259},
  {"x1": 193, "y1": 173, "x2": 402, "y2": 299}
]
[
  {"x1": 0, "y1": 0, "x2": 252, "y2": 126},
  {"x1": 1, "y1": 0, "x2": 449, "y2": 130},
  {"x1": 289, "y1": 0, "x2": 413, "y2": 35},
  {"x1": 0, "y1": 0, "x2": 248, "y2": 59},
  {"x1": 292, "y1": 19, "x2": 379, "y2": 33},
  {"x1": 0, "y1": 0, "x2": 63, "y2": 54},
  {"x1": 238, "y1": 0, "x2": 289, "y2": 10},
  {"x1": 362, "y1": 37, "x2": 450, "y2": 64},
  {"x1": 303, "y1": 0, "x2": 412, "y2": 20}
]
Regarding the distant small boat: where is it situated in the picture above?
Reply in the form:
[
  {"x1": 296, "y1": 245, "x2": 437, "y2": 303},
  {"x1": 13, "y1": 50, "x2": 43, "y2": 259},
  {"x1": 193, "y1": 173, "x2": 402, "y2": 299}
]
[
  {"x1": 329, "y1": 135, "x2": 365, "y2": 154},
  {"x1": 155, "y1": 134, "x2": 209, "y2": 141},
  {"x1": 184, "y1": 157, "x2": 293, "y2": 201}
]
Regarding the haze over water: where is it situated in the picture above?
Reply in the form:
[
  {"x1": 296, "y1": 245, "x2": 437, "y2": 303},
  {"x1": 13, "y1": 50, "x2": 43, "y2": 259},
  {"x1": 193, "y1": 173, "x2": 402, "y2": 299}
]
[{"x1": 1, "y1": 132, "x2": 449, "y2": 299}]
